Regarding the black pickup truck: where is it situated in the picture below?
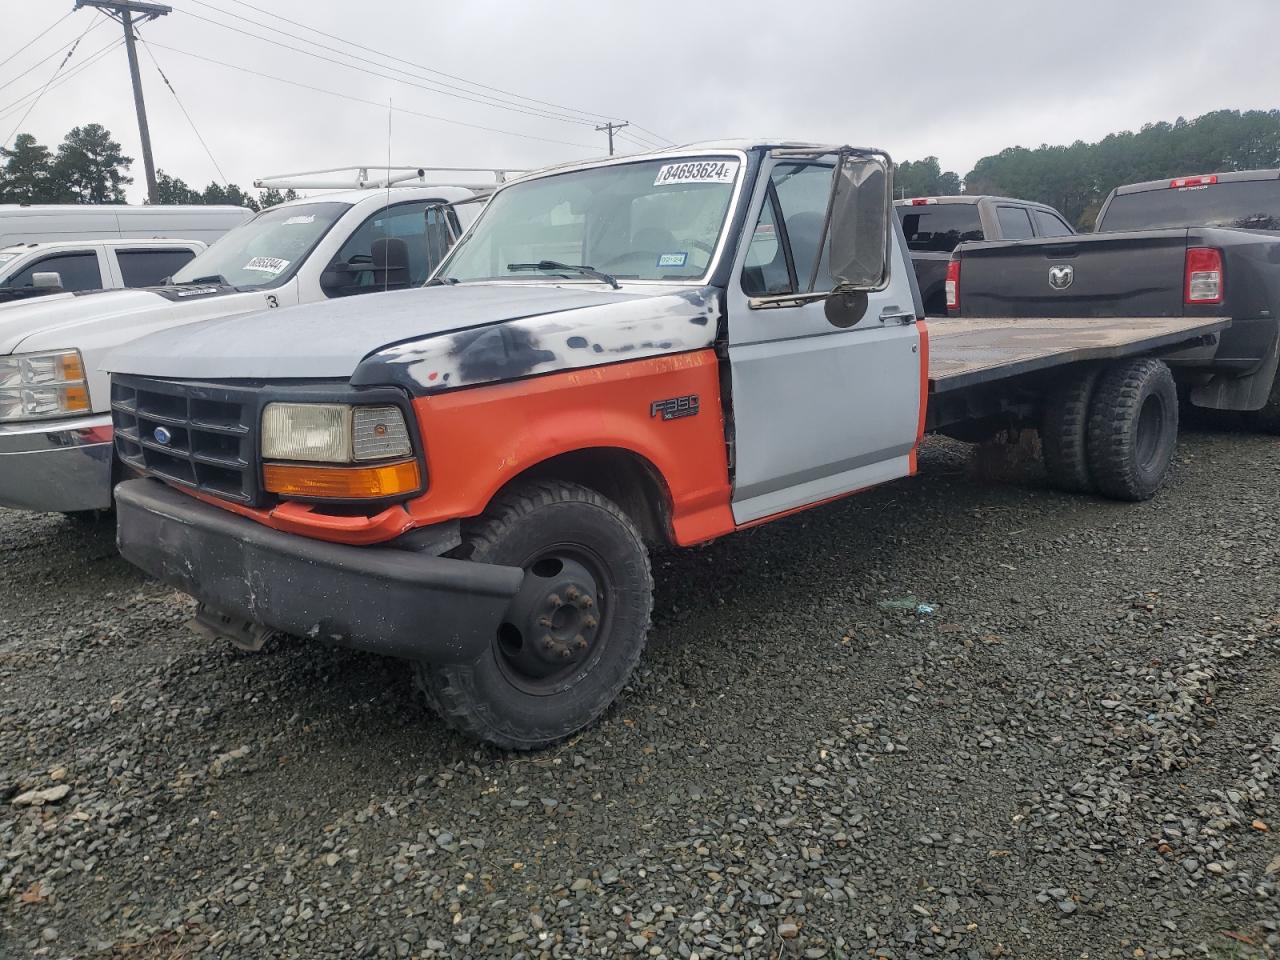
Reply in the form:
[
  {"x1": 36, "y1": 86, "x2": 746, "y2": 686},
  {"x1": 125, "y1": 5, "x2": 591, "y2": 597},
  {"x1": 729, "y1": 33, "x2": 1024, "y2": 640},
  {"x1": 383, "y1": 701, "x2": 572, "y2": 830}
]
[
  {"x1": 949, "y1": 169, "x2": 1280, "y2": 428},
  {"x1": 895, "y1": 196, "x2": 1075, "y2": 315}
]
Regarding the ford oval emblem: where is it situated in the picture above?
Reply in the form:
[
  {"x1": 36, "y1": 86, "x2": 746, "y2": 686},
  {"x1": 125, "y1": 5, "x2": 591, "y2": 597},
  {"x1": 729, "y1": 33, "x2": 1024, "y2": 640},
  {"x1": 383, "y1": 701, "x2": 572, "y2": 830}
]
[{"x1": 153, "y1": 426, "x2": 173, "y2": 446}]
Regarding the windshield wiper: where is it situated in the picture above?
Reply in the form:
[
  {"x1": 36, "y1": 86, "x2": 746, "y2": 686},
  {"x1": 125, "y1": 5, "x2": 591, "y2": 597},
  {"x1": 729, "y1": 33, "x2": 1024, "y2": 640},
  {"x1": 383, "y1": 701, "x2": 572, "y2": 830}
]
[
  {"x1": 507, "y1": 260, "x2": 620, "y2": 290},
  {"x1": 180, "y1": 274, "x2": 230, "y2": 286}
]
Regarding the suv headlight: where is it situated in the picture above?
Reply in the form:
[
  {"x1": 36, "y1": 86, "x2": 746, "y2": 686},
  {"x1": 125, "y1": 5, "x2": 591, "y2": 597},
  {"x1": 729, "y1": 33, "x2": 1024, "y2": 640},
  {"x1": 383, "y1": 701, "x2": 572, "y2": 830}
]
[
  {"x1": 261, "y1": 402, "x2": 419, "y2": 499},
  {"x1": 0, "y1": 349, "x2": 91, "y2": 421}
]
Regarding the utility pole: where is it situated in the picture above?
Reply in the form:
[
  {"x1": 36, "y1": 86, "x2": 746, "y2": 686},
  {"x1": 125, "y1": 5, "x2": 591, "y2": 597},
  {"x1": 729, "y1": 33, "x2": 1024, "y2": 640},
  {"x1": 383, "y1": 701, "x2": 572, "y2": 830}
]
[
  {"x1": 595, "y1": 121, "x2": 629, "y2": 156},
  {"x1": 74, "y1": 0, "x2": 172, "y2": 204}
]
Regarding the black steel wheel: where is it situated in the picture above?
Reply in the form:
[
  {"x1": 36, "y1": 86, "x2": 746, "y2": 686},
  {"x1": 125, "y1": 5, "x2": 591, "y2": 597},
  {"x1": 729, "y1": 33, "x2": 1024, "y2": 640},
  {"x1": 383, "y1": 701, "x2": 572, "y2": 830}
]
[{"x1": 416, "y1": 479, "x2": 652, "y2": 750}]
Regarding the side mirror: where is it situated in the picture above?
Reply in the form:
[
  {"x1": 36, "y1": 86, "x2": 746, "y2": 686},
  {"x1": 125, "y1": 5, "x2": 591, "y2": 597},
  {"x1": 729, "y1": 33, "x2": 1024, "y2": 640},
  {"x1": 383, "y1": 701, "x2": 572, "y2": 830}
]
[
  {"x1": 826, "y1": 153, "x2": 891, "y2": 291},
  {"x1": 31, "y1": 271, "x2": 63, "y2": 290}
]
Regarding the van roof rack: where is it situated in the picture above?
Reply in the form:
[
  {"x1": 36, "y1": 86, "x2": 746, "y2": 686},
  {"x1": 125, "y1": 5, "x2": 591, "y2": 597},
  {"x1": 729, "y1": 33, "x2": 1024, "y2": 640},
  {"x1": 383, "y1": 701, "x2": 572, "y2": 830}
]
[{"x1": 253, "y1": 165, "x2": 524, "y2": 192}]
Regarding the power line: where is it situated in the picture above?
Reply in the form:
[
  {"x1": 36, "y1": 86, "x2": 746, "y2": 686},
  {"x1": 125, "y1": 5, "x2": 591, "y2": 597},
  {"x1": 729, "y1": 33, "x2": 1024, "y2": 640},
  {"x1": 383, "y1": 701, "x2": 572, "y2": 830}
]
[
  {"x1": 0, "y1": 38, "x2": 123, "y2": 122},
  {"x1": 0, "y1": 17, "x2": 109, "y2": 96},
  {"x1": 0, "y1": 9, "x2": 75, "y2": 73},
  {"x1": 212, "y1": 0, "x2": 639, "y2": 130},
  {"x1": 144, "y1": 40, "x2": 601, "y2": 151},
  {"x1": 628, "y1": 123, "x2": 675, "y2": 148},
  {"x1": 173, "y1": 4, "x2": 608, "y2": 131},
  {"x1": 3, "y1": 19, "x2": 100, "y2": 152},
  {"x1": 136, "y1": 37, "x2": 227, "y2": 186}
]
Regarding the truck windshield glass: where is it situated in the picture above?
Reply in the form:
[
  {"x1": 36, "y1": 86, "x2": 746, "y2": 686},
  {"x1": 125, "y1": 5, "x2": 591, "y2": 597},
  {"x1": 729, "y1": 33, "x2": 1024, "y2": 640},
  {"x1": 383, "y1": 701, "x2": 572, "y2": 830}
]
[
  {"x1": 1099, "y1": 179, "x2": 1280, "y2": 232},
  {"x1": 439, "y1": 156, "x2": 740, "y2": 283},
  {"x1": 169, "y1": 201, "x2": 349, "y2": 288},
  {"x1": 896, "y1": 204, "x2": 983, "y2": 252}
]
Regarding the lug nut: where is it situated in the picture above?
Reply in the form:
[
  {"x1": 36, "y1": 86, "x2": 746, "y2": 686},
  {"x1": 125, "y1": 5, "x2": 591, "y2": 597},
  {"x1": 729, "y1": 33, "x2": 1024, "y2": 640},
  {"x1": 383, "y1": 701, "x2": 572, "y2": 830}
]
[
  {"x1": 565, "y1": 586, "x2": 580, "y2": 601},
  {"x1": 546, "y1": 594, "x2": 561, "y2": 609},
  {"x1": 583, "y1": 615, "x2": 598, "y2": 629}
]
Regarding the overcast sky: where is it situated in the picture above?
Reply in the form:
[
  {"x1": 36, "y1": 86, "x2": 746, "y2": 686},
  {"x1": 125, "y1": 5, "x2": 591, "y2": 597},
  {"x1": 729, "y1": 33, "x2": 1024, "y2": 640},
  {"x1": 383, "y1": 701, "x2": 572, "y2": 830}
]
[{"x1": 3, "y1": 0, "x2": 1279, "y2": 203}]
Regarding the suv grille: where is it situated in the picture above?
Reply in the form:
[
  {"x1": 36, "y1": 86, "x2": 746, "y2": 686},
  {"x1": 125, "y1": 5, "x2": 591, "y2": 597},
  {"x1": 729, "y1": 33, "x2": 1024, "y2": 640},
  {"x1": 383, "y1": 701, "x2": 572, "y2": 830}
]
[{"x1": 112, "y1": 376, "x2": 259, "y2": 505}]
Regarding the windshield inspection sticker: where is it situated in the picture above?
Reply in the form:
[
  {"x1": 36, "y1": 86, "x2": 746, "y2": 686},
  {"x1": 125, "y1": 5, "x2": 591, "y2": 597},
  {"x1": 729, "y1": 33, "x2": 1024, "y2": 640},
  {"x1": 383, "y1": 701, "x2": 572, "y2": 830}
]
[
  {"x1": 283, "y1": 215, "x2": 316, "y2": 225},
  {"x1": 653, "y1": 160, "x2": 739, "y2": 186},
  {"x1": 657, "y1": 252, "x2": 688, "y2": 268},
  {"x1": 243, "y1": 256, "x2": 290, "y2": 275}
]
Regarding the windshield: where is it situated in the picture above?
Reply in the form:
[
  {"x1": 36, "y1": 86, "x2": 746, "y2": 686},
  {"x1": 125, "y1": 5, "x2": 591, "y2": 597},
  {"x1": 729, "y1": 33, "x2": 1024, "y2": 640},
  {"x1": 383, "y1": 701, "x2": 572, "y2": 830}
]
[
  {"x1": 896, "y1": 203, "x2": 983, "y2": 252},
  {"x1": 439, "y1": 156, "x2": 741, "y2": 283},
  {"x1": 1099, "y1": 178, "x2": 1280, "y2": 232},
  {"x1": 169, "y1": 201, "x2": 349, "y2": 287}
]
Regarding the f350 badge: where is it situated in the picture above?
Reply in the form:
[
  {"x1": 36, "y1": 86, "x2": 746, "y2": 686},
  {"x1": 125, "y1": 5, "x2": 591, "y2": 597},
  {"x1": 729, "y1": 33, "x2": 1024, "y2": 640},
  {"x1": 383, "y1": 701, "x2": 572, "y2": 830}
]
[
  {"x1": 650, "y1": 395, "x2": 699, "y2": 421},
  {"x1": 1048, "y1": 264, "x2": 1074, "y2": 290}
]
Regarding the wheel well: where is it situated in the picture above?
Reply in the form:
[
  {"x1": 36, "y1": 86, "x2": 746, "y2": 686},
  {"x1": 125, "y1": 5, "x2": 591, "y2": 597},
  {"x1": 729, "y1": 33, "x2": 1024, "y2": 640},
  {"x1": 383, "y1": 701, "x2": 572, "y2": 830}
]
[{"x1": 498, "y1": 448, "x2": 675, "y2": 547}]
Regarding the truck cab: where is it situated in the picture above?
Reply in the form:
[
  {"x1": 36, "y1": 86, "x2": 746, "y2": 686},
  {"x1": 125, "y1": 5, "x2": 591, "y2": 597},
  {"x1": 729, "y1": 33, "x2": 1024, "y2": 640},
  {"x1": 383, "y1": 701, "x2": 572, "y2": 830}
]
[
  {"x1": 0, "y1": 175, "x2": 493, "y2": 514},
  {"x1": 0, "y1": 239, "x2": 206, "y2": 304},
  {"x1": 109, "y1": 142, "x2": 923, "y2": 746},
  {"x1": 895, "y1": 195, "x2": 1074, "y2": 315}
]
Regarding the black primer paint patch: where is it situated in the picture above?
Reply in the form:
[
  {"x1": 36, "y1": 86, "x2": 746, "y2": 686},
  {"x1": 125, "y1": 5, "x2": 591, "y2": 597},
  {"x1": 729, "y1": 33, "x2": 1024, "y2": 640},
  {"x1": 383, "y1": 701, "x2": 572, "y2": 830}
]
[
  {"x1": 567, "y1": 336, "x2": 589, "y2": 349},
  {"x1": 449, "y1": 325, "x2": 556, "y2": 382}
]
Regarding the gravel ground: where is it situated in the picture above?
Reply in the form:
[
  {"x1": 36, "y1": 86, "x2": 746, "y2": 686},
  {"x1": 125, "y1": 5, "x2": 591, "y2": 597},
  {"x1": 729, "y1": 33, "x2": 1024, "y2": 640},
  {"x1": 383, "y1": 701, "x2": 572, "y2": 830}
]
[{"x1": 1, "y1": 427, "x2": 1278, "y2": 960}]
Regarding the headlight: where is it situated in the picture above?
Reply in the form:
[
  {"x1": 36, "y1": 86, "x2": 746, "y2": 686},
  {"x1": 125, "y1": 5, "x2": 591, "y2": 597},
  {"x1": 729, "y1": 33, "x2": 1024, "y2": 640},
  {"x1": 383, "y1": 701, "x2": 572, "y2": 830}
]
[
  {"x1": 261, "y1": 402, "x2": 419, "y2": 500},
  {"x1": 0, "y1": 349, "x2": 91, "y2": 422},
  {"x1": 261, "y1": 402, "x2": 414, "y2": 463}
]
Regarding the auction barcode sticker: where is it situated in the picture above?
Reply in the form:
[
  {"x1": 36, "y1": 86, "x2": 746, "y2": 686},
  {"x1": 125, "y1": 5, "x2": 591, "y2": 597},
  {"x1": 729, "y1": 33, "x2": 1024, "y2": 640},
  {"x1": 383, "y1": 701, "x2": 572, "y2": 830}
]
[
  {"x1": 243, "y1": 257, "x2": 290, "y2": 275},
  {"x1": 653, "y1": 160, "x2": 739, "y2": 186}
]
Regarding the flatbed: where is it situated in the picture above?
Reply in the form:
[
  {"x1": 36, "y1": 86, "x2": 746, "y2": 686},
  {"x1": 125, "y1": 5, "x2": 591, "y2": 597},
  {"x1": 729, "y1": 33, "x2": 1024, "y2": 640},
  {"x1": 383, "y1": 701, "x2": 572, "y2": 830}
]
[{"x1": 927, "y1": 315, "x2": 1230, "y2": 392}]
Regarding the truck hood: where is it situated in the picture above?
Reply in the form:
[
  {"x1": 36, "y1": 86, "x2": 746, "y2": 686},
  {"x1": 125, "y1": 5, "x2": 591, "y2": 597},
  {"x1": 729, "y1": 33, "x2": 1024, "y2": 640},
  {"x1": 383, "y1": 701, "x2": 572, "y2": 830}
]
[
  {"x1": 0, "y1": 285, "x2": 258, "y2": 356},
  {"x1": 106, "y1": 282, "x2": 718, "y2": 381}
]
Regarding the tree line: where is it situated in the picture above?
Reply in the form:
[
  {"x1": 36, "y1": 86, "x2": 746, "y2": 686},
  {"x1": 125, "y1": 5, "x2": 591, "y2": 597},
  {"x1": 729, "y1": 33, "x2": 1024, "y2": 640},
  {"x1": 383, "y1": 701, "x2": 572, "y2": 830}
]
[
  {"x1": 898, "y1": 108, "x2": 1280, "y2": 229},
  {"x1": 0, "y1": 124, "x2": 296, "y2": 210},
  {"x1": 8, "y1": 109, "x2": 1280, "y2": 227}
]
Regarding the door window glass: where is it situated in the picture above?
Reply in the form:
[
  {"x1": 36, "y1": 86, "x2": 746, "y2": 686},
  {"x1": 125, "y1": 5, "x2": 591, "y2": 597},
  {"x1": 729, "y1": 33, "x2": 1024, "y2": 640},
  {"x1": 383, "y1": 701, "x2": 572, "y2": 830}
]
[
  {"x1": 1032, "y1": 209, "x2": 1073, "y2": 237},
  {"x1": 741, "y1": 162, "x2": 836, "y2": 296},
  {"x1": 327, "y1": 200, "x2": 448, "y2": 297},
  {"x1": 117, "y1": 248, "x2": 198, "y2": 286},
  {"x1": 996, "y1": 205, "x2": 1034, "y2": 239},
  {"x1": 4, "y1": 252, "x2": 102, "y2": 291}
]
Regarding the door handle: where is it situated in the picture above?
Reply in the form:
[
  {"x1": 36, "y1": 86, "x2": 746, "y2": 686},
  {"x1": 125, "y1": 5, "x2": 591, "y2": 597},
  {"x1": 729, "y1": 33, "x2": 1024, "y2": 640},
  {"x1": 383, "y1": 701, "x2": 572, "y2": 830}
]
[{"x1": 878, "y1": 309, "x2": 915, "y2": 325}]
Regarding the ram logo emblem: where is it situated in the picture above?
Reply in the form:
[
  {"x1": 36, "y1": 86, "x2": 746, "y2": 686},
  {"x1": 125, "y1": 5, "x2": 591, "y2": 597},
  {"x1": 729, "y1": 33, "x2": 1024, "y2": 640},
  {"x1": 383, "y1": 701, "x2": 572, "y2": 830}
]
[{"x1": 1048, "y1": 264, "x2": 1074, "y2": 290}]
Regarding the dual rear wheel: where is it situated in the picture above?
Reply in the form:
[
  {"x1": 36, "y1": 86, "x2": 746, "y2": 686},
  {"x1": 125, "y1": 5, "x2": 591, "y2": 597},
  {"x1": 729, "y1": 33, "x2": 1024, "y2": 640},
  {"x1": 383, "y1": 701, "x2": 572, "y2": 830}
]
[{"x1": 1040, "y1": 357, "x2": 1179, "y2": 501}]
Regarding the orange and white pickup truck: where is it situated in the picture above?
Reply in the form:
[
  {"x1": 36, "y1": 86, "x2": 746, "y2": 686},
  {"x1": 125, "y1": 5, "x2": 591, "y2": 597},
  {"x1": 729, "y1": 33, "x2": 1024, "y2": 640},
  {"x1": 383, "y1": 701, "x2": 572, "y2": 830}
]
[{"x1": 106, "y1": 141, "x2": 1226, "y2": 749}]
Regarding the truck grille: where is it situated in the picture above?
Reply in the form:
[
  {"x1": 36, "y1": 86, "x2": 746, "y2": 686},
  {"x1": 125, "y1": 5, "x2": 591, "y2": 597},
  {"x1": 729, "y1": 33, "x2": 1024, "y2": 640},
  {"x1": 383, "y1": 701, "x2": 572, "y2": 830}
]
[{"x1": 111, "y1": 376, "x2": 260, "y2": 505}]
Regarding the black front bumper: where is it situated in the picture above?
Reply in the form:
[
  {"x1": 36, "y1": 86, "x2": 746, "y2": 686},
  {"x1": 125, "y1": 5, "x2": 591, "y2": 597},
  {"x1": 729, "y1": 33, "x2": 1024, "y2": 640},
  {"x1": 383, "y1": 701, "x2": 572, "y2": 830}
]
[{"x1": 116, "y1": 479, "x2": 523, "y2": 663}]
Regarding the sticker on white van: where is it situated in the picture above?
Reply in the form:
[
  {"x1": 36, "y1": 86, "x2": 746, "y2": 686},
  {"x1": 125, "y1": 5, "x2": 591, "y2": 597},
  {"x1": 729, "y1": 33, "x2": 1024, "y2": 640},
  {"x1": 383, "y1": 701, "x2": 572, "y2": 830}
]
[
  {"x1": 283, "y1": 215, "x2": 316, "y2": 225},
  {"x1": 244, "y1": 257, "x2": 290, "y2": 275},
  {"x1": 653, "y1": 160, "x2": 739, "y2": 186}
]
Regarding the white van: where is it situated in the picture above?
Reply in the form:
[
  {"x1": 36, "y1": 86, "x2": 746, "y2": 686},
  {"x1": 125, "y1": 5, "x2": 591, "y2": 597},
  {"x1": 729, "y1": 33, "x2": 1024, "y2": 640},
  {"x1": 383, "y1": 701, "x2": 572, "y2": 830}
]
[
  {"x1": 0, "y1": 239, "x2": 206, "y2": 304},
  {"x1": 0, "y1": 204, "x2": 253, "y2": 248}
]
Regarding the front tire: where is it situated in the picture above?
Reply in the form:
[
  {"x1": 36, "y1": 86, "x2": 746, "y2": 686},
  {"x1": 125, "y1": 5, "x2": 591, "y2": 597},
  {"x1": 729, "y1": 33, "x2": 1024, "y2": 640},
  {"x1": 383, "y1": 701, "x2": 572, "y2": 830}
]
[{"x1": 416, "y1": 480, "x2": 653, "y2": 750}]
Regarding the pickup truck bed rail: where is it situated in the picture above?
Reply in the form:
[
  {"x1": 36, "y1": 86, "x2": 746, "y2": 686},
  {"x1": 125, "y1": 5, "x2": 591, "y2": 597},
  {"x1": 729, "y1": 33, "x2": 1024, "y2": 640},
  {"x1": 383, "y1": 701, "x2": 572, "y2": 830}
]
[{"x1": 928, "y1": 316, "x2": 1230, "y2": 393}]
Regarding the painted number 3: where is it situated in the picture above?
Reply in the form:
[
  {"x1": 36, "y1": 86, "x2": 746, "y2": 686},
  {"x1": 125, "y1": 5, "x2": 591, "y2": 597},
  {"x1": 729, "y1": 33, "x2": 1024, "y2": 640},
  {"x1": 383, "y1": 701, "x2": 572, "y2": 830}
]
[{"x1": 265, "y1": 295, "x2": 279, "y2": 309}]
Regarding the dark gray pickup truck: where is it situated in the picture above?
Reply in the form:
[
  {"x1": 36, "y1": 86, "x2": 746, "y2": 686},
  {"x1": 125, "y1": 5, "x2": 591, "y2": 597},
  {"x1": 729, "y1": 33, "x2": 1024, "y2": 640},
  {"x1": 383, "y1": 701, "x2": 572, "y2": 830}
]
[
  {"x1": 949, "y1": 169, "x2": 1280, "y2": 428},
  {"x1": 895, "y1": 195, "x2": 1074, "y2": 315}
]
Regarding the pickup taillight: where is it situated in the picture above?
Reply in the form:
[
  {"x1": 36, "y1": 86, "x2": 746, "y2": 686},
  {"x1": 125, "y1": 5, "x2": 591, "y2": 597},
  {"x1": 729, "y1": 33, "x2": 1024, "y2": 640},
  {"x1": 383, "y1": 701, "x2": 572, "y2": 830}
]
[
  {"x1": 945, "y1": 259, "x2": 960, "y2": 311},
  {"x1": 1184, "y1": 247, "x2": 1224, "y2": 305}
]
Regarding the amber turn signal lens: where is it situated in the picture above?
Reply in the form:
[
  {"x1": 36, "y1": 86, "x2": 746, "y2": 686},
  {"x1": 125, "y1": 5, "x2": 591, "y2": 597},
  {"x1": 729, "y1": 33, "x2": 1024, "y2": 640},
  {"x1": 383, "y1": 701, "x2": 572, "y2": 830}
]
[{"x1": 263, "y1": 459, "x2": 420, "y2": 499}]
